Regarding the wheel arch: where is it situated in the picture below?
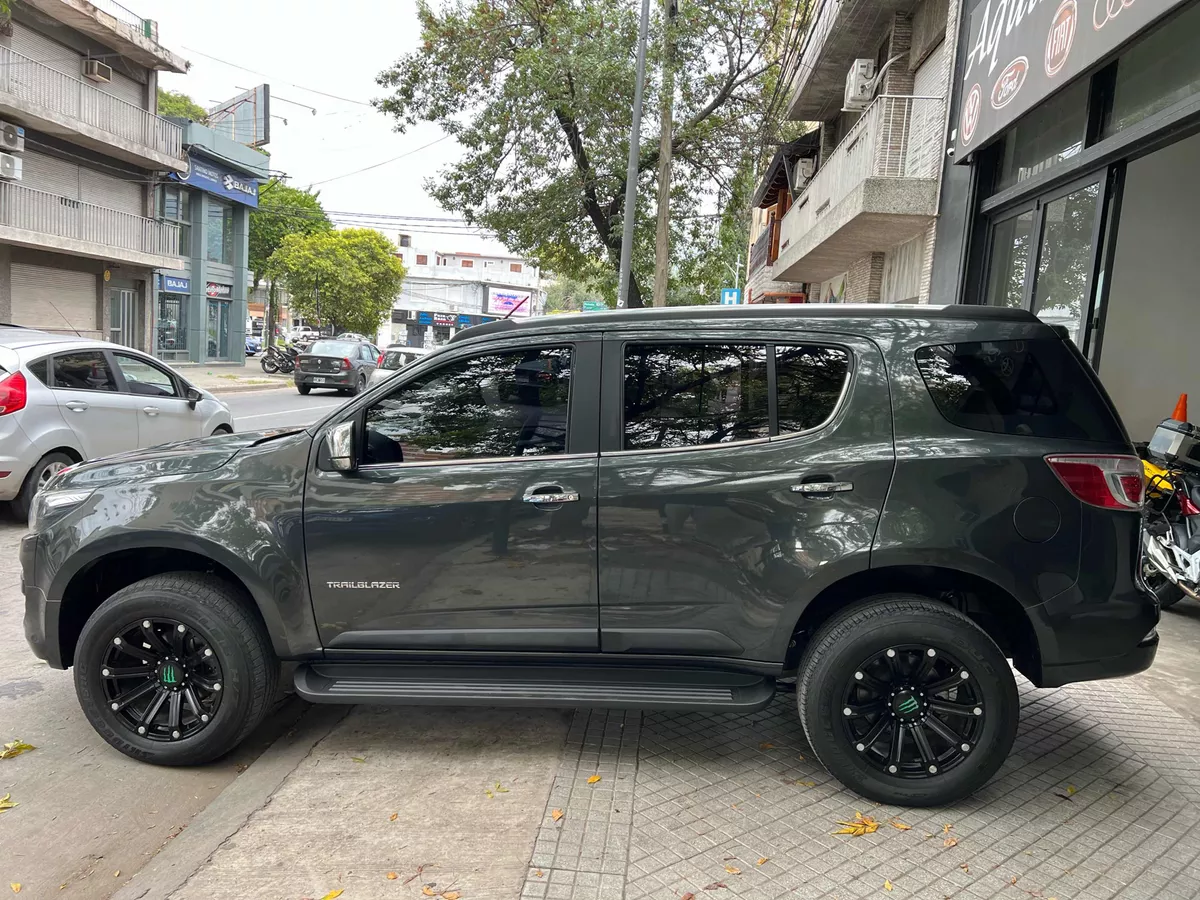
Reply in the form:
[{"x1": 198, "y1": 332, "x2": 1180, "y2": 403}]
[
  {"x1": 787, "y1": 565, "x2": 1043, "y2": 683},
  {"x1": 52, "y1": 534, "x2": 292, "y2": 668}
]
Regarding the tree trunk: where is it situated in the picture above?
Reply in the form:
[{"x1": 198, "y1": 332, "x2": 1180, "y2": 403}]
[{"x1": 652, "y1": 0, "x2": 677, "y2": 308}]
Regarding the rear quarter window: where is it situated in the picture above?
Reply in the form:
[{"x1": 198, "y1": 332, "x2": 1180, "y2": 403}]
[{"x1": 915, "y1": 339, "x2": 1125, "y2": 442}]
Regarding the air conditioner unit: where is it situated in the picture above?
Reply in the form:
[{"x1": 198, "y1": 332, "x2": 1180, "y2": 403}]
[
  {"x1": 0, "y1": 152, "x2": 23, "y2": 181},
  {"x1": 795, "y1": 157, "x2": 816, "y2": 183},
  {"x1": 843, "y1": 58, "x2": 875, "y2": 112},
  {"x1": 0, "y1": 121, "x2": 24, "y2": 153},
  {"x1": 82, "y1": 59, "x2": 112, "y2": 83}
]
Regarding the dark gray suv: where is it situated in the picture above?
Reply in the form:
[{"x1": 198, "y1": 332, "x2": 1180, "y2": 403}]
[{"x1": 21, "y1": 305, "x2": 1156, "y2": 806}]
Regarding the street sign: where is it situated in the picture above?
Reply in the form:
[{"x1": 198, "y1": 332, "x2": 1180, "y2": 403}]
[
  {"x1": 720, "y1": 288, "x2": 741, "y2": 305},
  {"x1": 582, "y1": 300, "x2": 608, "y2": 312}
]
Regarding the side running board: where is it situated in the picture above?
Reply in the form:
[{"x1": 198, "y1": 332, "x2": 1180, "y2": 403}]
[{"x1": 294, "y1": 663, "x2": 775, "y2": 712}]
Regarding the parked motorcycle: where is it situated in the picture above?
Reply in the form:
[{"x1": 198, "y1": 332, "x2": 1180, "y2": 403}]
[
  {"x1": 1140, "y1": 394, "x2": 1200, "y2": 609},
  {"x1": 260, "y1": 344, "x2": 299, "y2": 375}
]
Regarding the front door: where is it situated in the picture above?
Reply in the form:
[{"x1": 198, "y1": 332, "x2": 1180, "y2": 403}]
[
  {"x1": 109, "y1": 289, "x2": 138, "y2": 349},
  {"x1": 111, "y1": 352, "x2": 203, "y2": 448},
  {"x1": 597, "y1": 334, "x2": 895, "y2": 662},
  {"x1": 305, "y1": 339, "x2": 601, "y2": 652},
  {"x1": 206, "y1": 300, "x2": 231, "y2": 361}
]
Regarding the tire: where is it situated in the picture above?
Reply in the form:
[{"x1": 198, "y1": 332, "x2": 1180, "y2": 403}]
[
  {"x1": 211, "y1": 425, "x2": 233, "y2": 437},
  {"x1": 350, "y1": 374, "x2": 366, "y2": 396},
  {"x1": 297, "y1": 385, "x2": 310, "y2": 396},
  {"x1": 797, "y1": 595, "x2": 1019, "y2": 807},
  {"x1": 73, "y1": 573, "x2": 277, "y2": 766},
  {"x1": 260, "y1": 356, "x2": 279, "y2": 374},
  {"x1": 11, "y1": 450, "x2": 74, "y2": 522}
]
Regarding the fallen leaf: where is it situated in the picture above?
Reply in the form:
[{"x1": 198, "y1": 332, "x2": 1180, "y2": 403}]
[
  {"x1": 386, "y1": 872, "x2": 399, "y2": 880},
  {"x1": 390, "y1": 813, "x2": 399, "y2": 822},
  {"x1": 1066, "y1": 785, "x2": 1077, "y2": 795},
  {"x1": 534, "y1": 871, "x2": 544, "y2": 878},
  {"x1": 756, "y1": 857, "x2": 768, "y2": 866},
  {"x1": 323, "y1": 892, "x2": 345, "y2": 900},
  {"x1": 351, "y1": 756, "x2": 366, "y2": 763},
  {"x1": 943, "y1": 837, "x2": 958, "y2": 848},
  {"x1": 586, "y1": 775, "x2": 602, "y2": 785},
  {"x1": 551, "y1": 808, "x2": 564, "y2": 822},
  {"x1": 759, "y1": 742, "x2": 775, "y2": 750},
  {"x1": 682, "y1": 894, "x2": 696, "y2": 900},
  {"x1": 884, "y1": 880, "x2": 894, "y2": 892},
  {"x1": 724, "y1": 864, "x2": 741, "y2": 875},
  {"x1": 0, "y1": 794, "x2": 17, "y2": 813},
  {"x1": 792, "y1": 780, "x2": 816, "y2": 788},
  {"x1": 1010, "y1": 877, "x2": 1018, "y2": 886},
  {"x1": 0, "y1": 741, "x2": 35, "y2": 760},
  {"x1": 484, "y1": 789, "x2": 494, "y2": 799},
  {"x1": 10, "y1": 885, "x2": 20, "y2": 894},
  {"x1": 702, "y1": 884, "x2": 727, "y2": 891},
  {"x1": 441, "y1": 893, "x2": 462, "y2": 900},
  {"x1": 422, "y1": 888, "x2": 437, "y2": 897},
  {"x1": 493, "y1": 782, "x2": 509, "y2": 793},
  {"x1": 943, "y1": 823, "x2": 953, "y2": 834},
  {"x1": 890, "y1": 819, "x2": 911, "y2": 831},
  {"x1": 113, "y1": 871, "x2": 120, "y2": 878},
  {"x1": 833, "y1": 812, "x2": 880, "y2": 837},
  {"x1": 960, "y1": 863, "x2": 970, "y2": 874}
]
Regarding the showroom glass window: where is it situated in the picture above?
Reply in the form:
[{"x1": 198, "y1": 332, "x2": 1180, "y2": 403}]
[
  {"x1": 206, "y1": 199, "x2": 234, "y2": 265},
  {"x1": 156, "y1": 291, "x2": 188, "y2": 361},
  {"x1": 1103, "y1": 3, "x2": 1200, "y2": 138}
]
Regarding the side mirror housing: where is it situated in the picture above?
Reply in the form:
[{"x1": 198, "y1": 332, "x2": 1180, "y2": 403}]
[
  {"x1": 185, "y1": 386, "x2": 203, "y2": 410},
  {"x1": 325, "y1": 421, "x2": 357, "y2": 472}
]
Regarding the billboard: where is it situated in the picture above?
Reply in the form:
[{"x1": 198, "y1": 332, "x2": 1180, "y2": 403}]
[
  {"x1": 208, "y1": 84, "x2": 271, "y2": 148},
  {"x1": 487, "y1": 287, "x2": 533, "y2": 318}
]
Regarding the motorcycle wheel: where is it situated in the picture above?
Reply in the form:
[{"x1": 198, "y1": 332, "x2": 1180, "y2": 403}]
[
  {"x1": 260, "y1": 355, "x2": 279, "y2": 374},
  {"x1": 1143, "y1": 561, "x2": 1187, "y2": 609}
]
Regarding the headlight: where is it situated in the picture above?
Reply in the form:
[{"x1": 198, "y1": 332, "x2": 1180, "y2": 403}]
[{"x1": 29, "y1": 489, "x2": 93, "y2": 532}]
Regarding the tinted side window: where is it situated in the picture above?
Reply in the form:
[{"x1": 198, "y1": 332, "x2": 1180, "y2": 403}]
[
  {"x1": 776, "y1": 345, "x2": 851, "y2": 434},
  {"x1": 623, "y1": 344, "x2": 769, "y2": 450},
  {"x1": 363, "y1": 346, "x2": 572, "y2": 464},
  {"x1": 52, "y1": 351, "x2": 117, "y2": 392},
  {"x1": 27, "y1": 358, "x2": 49, "y2": 386},
  {"x1": 915, "y1": 339, "x2": 1125, "y2": 442}
]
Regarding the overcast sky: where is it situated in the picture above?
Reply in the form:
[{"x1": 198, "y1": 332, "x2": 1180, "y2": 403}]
[{"x1": 142, "y1": 0, "x2": 511, "y2": 256}]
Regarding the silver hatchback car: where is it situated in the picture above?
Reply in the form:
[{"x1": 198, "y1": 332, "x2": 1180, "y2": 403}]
[{"x1": 0, "y1": 328, "x2": 233, "y2": 518}]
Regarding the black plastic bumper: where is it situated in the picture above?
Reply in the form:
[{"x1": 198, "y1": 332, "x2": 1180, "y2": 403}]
[
  {"x1": 294, "y1": 372, "x2": 353, "y2": 388},
  {"x1": 20, "y1": 532, "x2": 62, "y2": 668},
  {"x1": 1038, "y1": 629, "x2": 1158, "y2": 689}
]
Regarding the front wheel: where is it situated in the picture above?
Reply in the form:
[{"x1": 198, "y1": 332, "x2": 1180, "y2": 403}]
[
  {"x1": 798, "y1": 595, "x2": 1018, "y2": 807},
  {"x1": 73, "y1": 574, "x2": 277, "y2": 766},
  {"x1": 260, "y1": 356, "x2": 279, "y2": 374}
]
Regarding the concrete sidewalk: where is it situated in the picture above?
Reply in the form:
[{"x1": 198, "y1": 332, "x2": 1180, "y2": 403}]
[{"x1": 175, "y1": 359, "x2": 292, "y2": 393}]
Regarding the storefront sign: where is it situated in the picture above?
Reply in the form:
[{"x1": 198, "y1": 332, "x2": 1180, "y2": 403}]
[
  {"x1": 205, "y1": 282, "x2": 232, "y2": 298},
  {"x1": 955, "y1": 0, "x2": 1188, "y2": 159},
  {"x1": 432, "y1": 313, "x2": 457, "y2": 326},
  {"x1": 170, "y1": 152, "x2": 261, "y2": 207},
  {"x1": 486, "y1": 287, "x2": 532, "y2": 318},
  {"x1": 160, "y1": 275, "x2": 190, "y2": 294}
]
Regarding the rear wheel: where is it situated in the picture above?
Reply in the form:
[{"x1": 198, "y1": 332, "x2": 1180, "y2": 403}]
[
  {"x1": 350, "y1": 374, "x2": 366, "y2": 396},
  {"x1": 11, "y1": 450, "x2": 74, "y2": 522},
  {"x1": 73, "y1": 573, "x2": 277, "y2": 766},
  {"x1": 260, "y1": 356, "x2": 279, "y2": 374},
  {"x1": 798, "y1": 595, "x2": 1018, "y2": 807},
  {"x1": 297, "y1": 384, "x2": 311, "y2": 396}
]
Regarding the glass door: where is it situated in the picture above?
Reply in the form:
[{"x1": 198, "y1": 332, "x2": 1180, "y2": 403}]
[
  {"x1": 109, "y1": 289, "x2": 138, "y2": 348},
  {"x1": 206, "y1": 299, "x2": 231, "y2": 361}
]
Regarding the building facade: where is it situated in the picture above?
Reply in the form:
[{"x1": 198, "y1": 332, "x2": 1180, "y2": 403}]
[
  {"x1": 747, "y1": 0, "x2": 957, "y2": 304},
  {"x1": 386, "y1": 238, "x2": 545, "y2": 347},
  {"x1": 929, "y1": 0, "x2": 1200, "y2": 440},
  {"x1": 152, "y1": 122, "x2": 265, "y2": 363},
  {"x1": 0, "y1": 0, "x2": 188, "y2": 351}
]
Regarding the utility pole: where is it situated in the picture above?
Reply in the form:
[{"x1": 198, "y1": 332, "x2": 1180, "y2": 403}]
[
  {"x1": 652, "y1": 0, "x2": 678, "y2": 308},
  {"x1": 617, "y1": 0, "x2": 652, "y2": 309}
]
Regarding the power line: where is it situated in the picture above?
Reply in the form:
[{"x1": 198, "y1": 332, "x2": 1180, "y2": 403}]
[
  {"x1": 306, "y1": 135, "x2": 456, "y2": 187},
  {"x1": 180, "y1": 45, "x2": 374, "y2": 107}
]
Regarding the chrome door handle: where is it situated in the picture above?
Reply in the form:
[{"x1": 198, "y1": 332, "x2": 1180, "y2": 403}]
[
  {"x1": 791, "y1": 481, "x2": 853, "y2": 495},
  {"x1": 64, "y1": 401, "x2": 88, "y2": 412},
  {"x1": 523, "y1": 485, "x2": 580, "y2": 505},
  {"x1": 142, "y1": 406, "x2": 159, "y2": 416}
]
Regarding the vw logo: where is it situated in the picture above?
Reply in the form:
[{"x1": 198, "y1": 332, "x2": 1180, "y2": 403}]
[
  {"x1": 961, "y1": 83, "x2": 982, "y2": 146},
  {"x1": 1094, "y1": 0, "x2": 1136, "y2": 30}
]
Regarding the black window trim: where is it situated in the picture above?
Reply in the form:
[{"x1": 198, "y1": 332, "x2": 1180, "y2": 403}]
[
  {"x1": 606, "y1": 337, "x2": 855, "y2": 458},
  {"x1": 110, "y1": 349, "x2": 184, "y2": 399},
  {"x1": 354, "y1": 339, "x2": 593, "y2": 471}
]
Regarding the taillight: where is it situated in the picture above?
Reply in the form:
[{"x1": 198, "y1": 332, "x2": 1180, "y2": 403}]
[
  {"x1": 341, "y1": 357, "x2": 352, "y2": 371},
  {"x1": 377, "y1": 353, "x2": 385, "y2": 366},
  {"x1": 1045, "y1": 455, "x2": 1144, "y2": 510},
  {"x1": 0, "y1": 371, "x2": 27, "y2": 416}
]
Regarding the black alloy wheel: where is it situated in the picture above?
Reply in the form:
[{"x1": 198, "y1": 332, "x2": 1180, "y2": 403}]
[
  {"x1": 100, "y1": 617, "x2": 223, "y2": 742},
  {"x1": 840, "y1": 644, "x2": 985, "y2": 779}
]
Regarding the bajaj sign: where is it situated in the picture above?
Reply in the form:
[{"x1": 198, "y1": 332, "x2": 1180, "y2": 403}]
[{"x1": 954, "y1": 0, "x2": 1188, "y2": 160}]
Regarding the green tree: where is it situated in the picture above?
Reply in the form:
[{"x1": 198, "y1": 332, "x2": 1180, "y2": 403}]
[
  {"x1": 156, "y1": 88, "x2": 208, "y2": 122},
  {"x1": 249, "y1": 180, "x2": 332, "y2": 288},
  {"x1": 544, "y1": 271, "x2": 606, "y2": 312},
  {"x1": 375, "y1": 0, "x2": 806, "y2": 307},
  {"x1": 268, "y1": 228, "x2": 406, "y2": 337}
]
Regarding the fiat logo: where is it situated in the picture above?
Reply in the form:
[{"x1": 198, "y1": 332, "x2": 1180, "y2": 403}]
[
  {"x1": 991, "y1": 57, "x2": 1029, "y2": 109},
  {"x1": 1046, "y1": 0, "x2": 1077, "y2": 76},
  {"x1": 961, "y1": 83, "x2": 982, "y2": 145}
]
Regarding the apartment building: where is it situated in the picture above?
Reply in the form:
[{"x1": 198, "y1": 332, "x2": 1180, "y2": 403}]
[
  {"x1": 747, "y1": 0, "x2": 957, "y2": 304},
  {"x1": 0, "y1": 0, "x2": 187, "y2": 351},
  {"x1": 386, "y1": 237, "x2": 545, "y2": 347}
]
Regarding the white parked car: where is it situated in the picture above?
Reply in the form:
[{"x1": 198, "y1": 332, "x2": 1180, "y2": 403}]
[
  {"x1": 368, "y1": 345, "x2": 432, "y2": 385},
  {"x1": 0, "y1": 327, "x2": 233, "y2": 519}
]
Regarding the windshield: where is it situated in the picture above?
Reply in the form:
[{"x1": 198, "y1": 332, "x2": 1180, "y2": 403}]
[
  {"x1": 309, "y1": 341, "x2": 358, "y2": 357},
  {"x1": 382, "y1": 350, "x2": 418, "y2": 369}
]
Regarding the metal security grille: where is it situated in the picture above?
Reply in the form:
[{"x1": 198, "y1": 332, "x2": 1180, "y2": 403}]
[{"x1": 11, "y1": 264, "x2": 100, "y2": 338}]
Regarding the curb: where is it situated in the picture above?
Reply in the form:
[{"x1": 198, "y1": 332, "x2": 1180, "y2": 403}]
[
  {"x1": 109, "y1": 702, "x2": 347, "y2": 900},
  {"x1": 203, "y1": 380, "x2": 292, "y2": 395}
]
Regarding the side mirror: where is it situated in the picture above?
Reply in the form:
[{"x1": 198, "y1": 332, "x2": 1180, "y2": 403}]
[
  {"x1": 325, "y1": 421, "x2": 357, "y2": 472},
  {"x1": 185, "y1": 386, "x2": 203, "y2": 410}
]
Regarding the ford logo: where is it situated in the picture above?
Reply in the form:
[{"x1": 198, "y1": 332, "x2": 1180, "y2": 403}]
[
  {"x1": 1045, "y1": 0, "x2": 1077, "y2": 77},
  {"x1": 991, "y1": 57, "x2": 1029, "y2": 110}
]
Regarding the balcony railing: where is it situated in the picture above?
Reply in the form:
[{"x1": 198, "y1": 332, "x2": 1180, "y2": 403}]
[
  {"x1": 0, "y1": 45, "x2": 183, "y2": 159},
  {"x1": 779, "y1": 95, "x2": 943, "y2": 257},
  {"x1": 749, "y1": 220, "x2": 776, "y2": 275},
  {"x1": 0, "y1": 181, "x2": 180, "y2": 259},
  {"x1": 88, "y1": 0, "x2": 159, "y2": 42}
]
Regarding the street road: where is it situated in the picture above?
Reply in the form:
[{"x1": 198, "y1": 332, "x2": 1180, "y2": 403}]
[{"x1": 225, "y1": 387, "x2": 348, "y2": 432}]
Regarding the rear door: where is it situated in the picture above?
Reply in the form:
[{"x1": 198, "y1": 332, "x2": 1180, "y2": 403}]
[
  {"x1": 48, "y1": 349, "x2": 141, "y2": 459},
  {"x1": 597, "y1": 331, "x2": 895, "y2": 662}
]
